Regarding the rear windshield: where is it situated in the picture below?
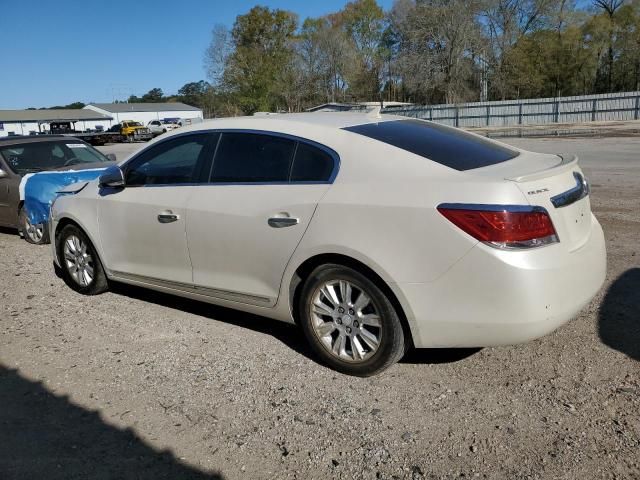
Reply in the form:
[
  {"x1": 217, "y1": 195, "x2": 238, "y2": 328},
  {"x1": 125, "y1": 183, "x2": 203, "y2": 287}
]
[{"x1": 343, "y1": 119, "x2": 518, "y2": 171}]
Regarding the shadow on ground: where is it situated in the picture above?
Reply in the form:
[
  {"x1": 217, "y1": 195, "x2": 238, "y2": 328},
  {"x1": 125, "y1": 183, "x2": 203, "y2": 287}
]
[
  {"x1": 599, "y1": 268, "x2": 640, "y2": 361},
  {"x1": 0, "y1": 226, "x2": 18, "y2": 236},
  {"x1": 401, "y1": 347, "x2": 481, "y2": 364},
  {"x1": 110, "y1": 282, "x2": 315, "y2": 359},
  {"x1": 0, "y1": 365, "x2": 222, "y2": 480},
  {"x1": 110, "y1": 282, "x2": 478, "y2": 368}
]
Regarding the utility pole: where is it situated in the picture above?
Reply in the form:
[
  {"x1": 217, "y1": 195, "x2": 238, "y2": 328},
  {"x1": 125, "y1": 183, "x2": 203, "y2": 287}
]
[{"x1": 478, "y1": 55, "x2": 488, "y2": 102}]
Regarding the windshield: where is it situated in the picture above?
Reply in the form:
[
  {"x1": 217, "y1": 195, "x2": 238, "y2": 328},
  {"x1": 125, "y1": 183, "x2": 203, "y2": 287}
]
[
  {"x1": 0, "y1": 141, "x2": 109, "y2": 175},
  {"x1": 125, "y1": 121, "x2": 143, "y2": 127}
]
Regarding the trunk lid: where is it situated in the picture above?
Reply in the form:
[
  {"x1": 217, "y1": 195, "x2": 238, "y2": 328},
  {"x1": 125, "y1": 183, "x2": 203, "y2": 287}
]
[{"x1": 473, "y1": 151, "x2": 592, "y2": 251}]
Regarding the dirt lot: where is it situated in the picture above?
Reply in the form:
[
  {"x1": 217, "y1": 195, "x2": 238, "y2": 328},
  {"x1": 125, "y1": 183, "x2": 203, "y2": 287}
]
[{"x1": 1, "y1": 137, "x2": 638, "y2": 479}]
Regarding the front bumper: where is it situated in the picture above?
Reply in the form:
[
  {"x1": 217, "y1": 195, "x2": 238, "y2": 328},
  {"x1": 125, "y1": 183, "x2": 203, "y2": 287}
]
[
  {"x1": 50, "y1": 215, "x2": 59, "y2": 266},
  {"x1": 133, "y1": 132, "x2": 153, "y2": 141},
  {"x1": 397, "y1": 214, "x2": 606, "y2": 348}
]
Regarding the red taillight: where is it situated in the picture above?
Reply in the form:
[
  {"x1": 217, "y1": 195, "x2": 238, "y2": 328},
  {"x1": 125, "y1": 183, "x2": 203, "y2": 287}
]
[{"x1": 437, "y1": 205, "x2": 558, "y2": 249}]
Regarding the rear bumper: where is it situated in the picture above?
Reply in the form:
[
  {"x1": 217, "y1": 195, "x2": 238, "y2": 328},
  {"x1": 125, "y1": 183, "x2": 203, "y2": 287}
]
[{"x1": 398, "y1": 214, "x2": 606, "y2": 348}]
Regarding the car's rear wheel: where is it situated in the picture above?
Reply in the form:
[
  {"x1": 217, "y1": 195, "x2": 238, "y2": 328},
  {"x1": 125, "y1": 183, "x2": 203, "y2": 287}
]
[
  {"x1": 57, "y1": 224, "x2": 108, "y2": 295},
  {"x1": 299, "y1": 264, "x2": 405, "y2": 376},
  {"x1": 19, "y1": 208, "x2": 49, "y2": 245}
]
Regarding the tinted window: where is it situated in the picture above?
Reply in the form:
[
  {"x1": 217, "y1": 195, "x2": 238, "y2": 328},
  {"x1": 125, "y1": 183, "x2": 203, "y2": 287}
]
[
  {"x1": 343, "y1": 119, "x2": 518, "y2": 171},
  {"x1": 0, "y1": 141, "x2": 108, "y2": 175},
  {"x1": 126, "y1": 133, "x2": 211, "y2": 186},
  {"x1": 211, "y1": 133, "x2": 295, "y2": 183},
  {"x1": 290, "y1": 142, "x2": 335, "y2": 182}
]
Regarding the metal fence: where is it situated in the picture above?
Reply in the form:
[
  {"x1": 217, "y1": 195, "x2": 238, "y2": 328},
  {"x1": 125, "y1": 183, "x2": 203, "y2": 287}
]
[{"x1": 382, "y1": 91, "x2": 640, "y2": 128}]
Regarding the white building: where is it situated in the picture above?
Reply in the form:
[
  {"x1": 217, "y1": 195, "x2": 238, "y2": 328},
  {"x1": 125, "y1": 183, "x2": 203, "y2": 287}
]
[
  {"x1": 0, "y1": 109, "x2": 113, "y2": 137},
  {"x1": 84, "y1": 102, "x2": 203, "y2": 126}
]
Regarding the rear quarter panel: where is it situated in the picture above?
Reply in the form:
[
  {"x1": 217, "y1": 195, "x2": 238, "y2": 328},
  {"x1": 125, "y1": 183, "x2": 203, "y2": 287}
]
[
  {"x1": 274, "y1": 135, "x2": 530, "y2": 327},
  {"x1": 286, "y1": 136, "x2": 529, "y2": 284}
]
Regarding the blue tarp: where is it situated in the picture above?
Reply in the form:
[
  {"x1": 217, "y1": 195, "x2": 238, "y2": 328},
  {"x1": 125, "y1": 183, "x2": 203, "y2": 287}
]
[{"x1": 21, "y1": 169, "x2": 107, "y2": 225}]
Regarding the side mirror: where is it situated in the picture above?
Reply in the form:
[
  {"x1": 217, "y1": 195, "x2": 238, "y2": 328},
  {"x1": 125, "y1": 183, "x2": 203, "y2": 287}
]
[
  {"x1": 105, "y1": 153, "x2": 117, "y2": 162},
  {"x1": 99, "y1": 165, "x2": 125, "y2": 188},
  {"x1": 0, "y1": 168, "x2": 7, "y2": 179}
]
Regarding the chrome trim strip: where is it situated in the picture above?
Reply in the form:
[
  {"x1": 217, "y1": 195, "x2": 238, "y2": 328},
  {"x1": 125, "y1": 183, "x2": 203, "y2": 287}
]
[
  {"x1": 550, "y1": 171, "x2": 589, "y2": 208},
  {"x1": 109, "y1": 270, "x2": 274, "y2": 306}
]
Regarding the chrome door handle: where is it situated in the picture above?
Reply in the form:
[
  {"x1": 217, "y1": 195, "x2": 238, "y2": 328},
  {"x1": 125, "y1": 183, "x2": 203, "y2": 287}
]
[
  {"x1": 268, "y1": 216, "x2": 299, "y2": 228},
  {"x1": 158, "y1": 211, "x2": 179, "y2": 223}
]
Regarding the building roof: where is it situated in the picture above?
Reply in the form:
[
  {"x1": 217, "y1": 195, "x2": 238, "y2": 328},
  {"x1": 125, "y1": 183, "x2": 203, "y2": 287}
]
[
  {"x1": 0, "y1": 109, "x2": 112, "y2": 123},
  {"x1": 86, "y1": 102, "x2": 201, "y2": 113}
]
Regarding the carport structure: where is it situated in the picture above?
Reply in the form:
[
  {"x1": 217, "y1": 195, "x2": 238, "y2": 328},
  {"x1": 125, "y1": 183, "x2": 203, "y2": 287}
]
[{"x1": 0, "y1": 109, "x2": 113, "y2": 137}]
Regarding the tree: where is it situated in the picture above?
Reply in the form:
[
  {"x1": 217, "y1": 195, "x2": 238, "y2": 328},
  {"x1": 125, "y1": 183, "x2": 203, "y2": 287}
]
[
  {"x1": 142, "y1": 88, "x2": 164, "y2": 102},
  {"x1": 48, "y1": 101, "x2": 86, "y2": 109},
  {"x1": 177, "y1": 80, "x2": 210, "y2": 106},
  {"x1": 593, "y1": 0, "x2": 626, "y2": 91},
  {"x1": 197, "y1": 0, "x2": 640, "y2": 113},
  {"x1": 297, "y1": 16, "x2": 354, "y2": 104},
  {"x1": 204, "y1": 24, "x2": 233, "y2": 87},
  {"x1": 392, "y1": 0, "x2": 482, "y2": 104},
  {"x1": 481, "y1": 0, "x2": 557, "y2": 99},
  {"x1": 614, "y1": 2, "x2": 640, "y2": 90},
  {"x1": 340, "y1": 0, "x2": 387, "y2": 100},
  {"x1": 127, "y1": 88, "x2": 164, "y2": 103},
  {"x1": 223, "y1": 6, "x2": 298, "y2": 114}
]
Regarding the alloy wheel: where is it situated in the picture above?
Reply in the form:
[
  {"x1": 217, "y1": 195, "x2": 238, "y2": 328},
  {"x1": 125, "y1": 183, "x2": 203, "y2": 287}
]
[
  {"x1": 309, "y1": 279, "x2": 382, "y2": 362},
  {"x1": 24, "y1": 218, "x2": 44, "y2": 243},
  {"x1": 63, "y1": 235, "x2": 95, "y2": 287}
]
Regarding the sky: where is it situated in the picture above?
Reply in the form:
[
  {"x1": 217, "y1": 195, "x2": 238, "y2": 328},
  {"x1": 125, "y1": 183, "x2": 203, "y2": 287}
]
[{"x1": 0, "y1": 0, "x2": 394, "y2": 109}]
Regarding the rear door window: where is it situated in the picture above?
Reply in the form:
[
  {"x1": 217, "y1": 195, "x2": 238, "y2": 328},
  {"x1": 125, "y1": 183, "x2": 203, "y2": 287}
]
[
  {"x1": 210, "y1": 133, "x2": 295, "y2": 183},
  {"x1": 343, "y1": 119, "x2": 518, "y2": 171},
  {"x1": 290, "y1": 142, "x2": 335, "y2": 182}
]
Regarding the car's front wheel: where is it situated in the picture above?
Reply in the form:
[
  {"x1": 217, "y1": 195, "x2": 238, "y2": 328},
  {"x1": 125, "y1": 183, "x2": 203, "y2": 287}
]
[
  {"x1": 56, "y1": 224, "x2": 108, "y2": 295},
  {"x1": 299, "y1": 264, "x2": 406, "y2": 376},
  {"x1": 19, "y1": 208, "x2": 50, "y2": 245}
]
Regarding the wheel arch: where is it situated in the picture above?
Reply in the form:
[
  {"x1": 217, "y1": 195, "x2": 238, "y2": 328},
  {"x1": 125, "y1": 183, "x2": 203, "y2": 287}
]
[
  {"x1": 53, "y1": 216, "x2": 105, "y2": 268},
  {"x1": 289, "y1": 253, "x2": 416, "y2": 350}
]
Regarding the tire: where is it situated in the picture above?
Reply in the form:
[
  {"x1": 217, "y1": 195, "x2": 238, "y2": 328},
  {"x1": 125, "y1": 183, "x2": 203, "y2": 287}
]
[
  {"x1": 298, "y1": 264, "x2": 406, "y2": 376},
  {"x1": 19, "y1": 208, "x2": 50, "y2": 245},
  {"x1": 56, "y1": 224, "x2": 108, "y2": 295}
]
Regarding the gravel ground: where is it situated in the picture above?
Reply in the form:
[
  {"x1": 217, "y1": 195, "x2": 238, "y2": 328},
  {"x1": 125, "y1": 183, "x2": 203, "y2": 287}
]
[{"x1": 1, "y1": 137, "x2": 638, "y2": 480}]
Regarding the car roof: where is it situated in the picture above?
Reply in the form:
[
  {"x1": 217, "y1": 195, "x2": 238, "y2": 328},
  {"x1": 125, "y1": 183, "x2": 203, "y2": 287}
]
[{"x1": 175, "y1": 112, "x2": 404, "y2": 137}]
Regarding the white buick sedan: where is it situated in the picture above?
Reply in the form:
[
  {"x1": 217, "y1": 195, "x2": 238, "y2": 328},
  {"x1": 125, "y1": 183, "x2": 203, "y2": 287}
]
[{"x1": 50, "y1": 113, "x2": 606, "y2": 376}]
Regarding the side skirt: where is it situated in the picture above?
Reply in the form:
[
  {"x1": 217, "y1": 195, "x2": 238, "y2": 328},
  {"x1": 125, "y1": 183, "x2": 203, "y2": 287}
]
[{"x1": 108, "y1": 270, "x2": 275, "y2": 307}]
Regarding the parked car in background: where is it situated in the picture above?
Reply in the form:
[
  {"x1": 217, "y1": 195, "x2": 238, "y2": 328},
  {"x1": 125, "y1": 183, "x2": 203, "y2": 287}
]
[
  {"x1": 0, "y1": 136, "x2": 115, "y2": 244},
  {"x1": 147, "y1": 120, "x2": 167, "y2": 137},
  {"x1": 50, "y1": 113, "x2": 606, "y2": 376},
  {"x1": 161, "y1": 118, "x2": 182, "y2": 130}
]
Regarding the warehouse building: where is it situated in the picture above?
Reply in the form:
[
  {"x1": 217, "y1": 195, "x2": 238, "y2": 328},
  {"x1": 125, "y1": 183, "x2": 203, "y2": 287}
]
[
  {"x1": 83, "y1": 102, "x2": 203, "y2": 126},
  {"x1": 0, "y1": 109, "x2": 112, "y2": 137}
]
